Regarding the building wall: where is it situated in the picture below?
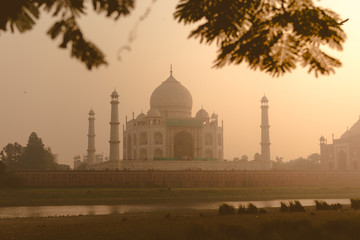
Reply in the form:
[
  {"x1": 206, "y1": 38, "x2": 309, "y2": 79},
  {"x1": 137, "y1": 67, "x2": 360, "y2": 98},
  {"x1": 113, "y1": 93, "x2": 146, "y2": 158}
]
[
  {"x1": 15, "y1": 170, "x2": 360, "y2": 188},
  {"x1": 320, "y1": 136, "x2": 360, "y2": 170},
  {"x1": 85, "y1": 160, "x2": 272, "y2": 171}
]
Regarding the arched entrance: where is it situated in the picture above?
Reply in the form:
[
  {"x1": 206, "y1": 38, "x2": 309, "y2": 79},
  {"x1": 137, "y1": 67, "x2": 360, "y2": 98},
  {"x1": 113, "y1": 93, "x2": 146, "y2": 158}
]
[
  {"x1": 337, "y1": 150, "x2": 347, "y2": 170},
  {"x1": 174, "y1": 131, "x2": 194, "y2": 160}
]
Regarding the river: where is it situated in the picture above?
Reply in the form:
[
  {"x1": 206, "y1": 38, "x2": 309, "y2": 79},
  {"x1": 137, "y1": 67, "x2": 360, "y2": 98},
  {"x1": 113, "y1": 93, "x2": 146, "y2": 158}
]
[{"x1": 0, "y1": 199, "x2": 350, "y2": 218}]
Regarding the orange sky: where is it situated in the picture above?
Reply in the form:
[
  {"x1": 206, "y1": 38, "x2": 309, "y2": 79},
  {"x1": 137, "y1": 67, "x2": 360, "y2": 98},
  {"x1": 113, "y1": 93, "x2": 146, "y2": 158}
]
[{"x1": 0, "y1": 0, "x2": 359, "y2": 166}]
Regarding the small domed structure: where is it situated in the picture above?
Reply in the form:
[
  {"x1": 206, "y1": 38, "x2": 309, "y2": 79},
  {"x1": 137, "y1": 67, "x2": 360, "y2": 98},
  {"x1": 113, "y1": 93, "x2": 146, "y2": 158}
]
[
  {"x1": 136, "y1": 112, "x2": 146, "y2": 121},
  {"x1": 147, "y1": 108, "x2": 161, "y2": 118},
  {"x1": 89, "y1": 108, "x2": 95, "y2": 115},
  {"x1": 261, "y1": 95, "x2": 268, "y2": 103},
  {"x1": 211, "y1": 112, "x2": 218, "y2": 119},
  {"x1": 111, "y1": 89, "x2": 119, "y2": 97},
  {"x1": 196, "y1": 108, "x2": 209, "y2": 119}
]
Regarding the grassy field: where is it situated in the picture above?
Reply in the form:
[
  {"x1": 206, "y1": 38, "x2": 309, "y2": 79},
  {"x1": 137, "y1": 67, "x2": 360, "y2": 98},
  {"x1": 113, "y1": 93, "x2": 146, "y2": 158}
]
[
  {"x1": 1, "y1": 186, "x2": 360, "y2": 206},
  {"x1": 2, "y1": 207, "x2": 360, "y2": 240}
]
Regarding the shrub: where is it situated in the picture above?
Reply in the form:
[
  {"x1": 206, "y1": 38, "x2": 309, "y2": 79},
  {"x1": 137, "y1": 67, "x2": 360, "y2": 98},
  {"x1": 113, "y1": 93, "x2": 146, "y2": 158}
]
[
  {"x1": 315, "y1": 200, "x2": 330, "y2": 210},
  {"x1": 280, "y1": 201, "x2": 305, "y2": 212},
  {"x1": 332, "y1": 203, "x2": 342, "y2": 210},
  {"x1": 315, "y1": 200, "x2": 342, "y2": 211},
  {"x1": 219, "y1": 203, "x2": 235, "y2": 215},
  {"x1": 289, "y1": 201, "x2": 305, "y2": 212},
  {"x1": 280, "y1": 202, "x2": 288, "y2": 212},
  {"x1": 238, "y1": 204, "x2": 246, "y2": 214},
  {"x1": 247, "y1": 203, "x2": 258, "y2": 214},
  {"x1": 238, "y1": 203, "x2": 260, "y2": 214},
  {"x1": 351, "y1": 198, "x2": 360, "y2": 210}
]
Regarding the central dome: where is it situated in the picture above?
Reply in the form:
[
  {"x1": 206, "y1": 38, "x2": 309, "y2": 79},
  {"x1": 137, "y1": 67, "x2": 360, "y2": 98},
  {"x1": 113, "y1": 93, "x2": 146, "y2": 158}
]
[{"x1": 150, "y1": 73, "x2": 192, "y2": 118}]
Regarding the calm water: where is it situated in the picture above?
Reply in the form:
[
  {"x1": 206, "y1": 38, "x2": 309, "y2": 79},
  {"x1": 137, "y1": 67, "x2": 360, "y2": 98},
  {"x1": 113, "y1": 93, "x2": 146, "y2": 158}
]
[{"x1": 0, "y1": 199, "x2": 350, "y2": 218}]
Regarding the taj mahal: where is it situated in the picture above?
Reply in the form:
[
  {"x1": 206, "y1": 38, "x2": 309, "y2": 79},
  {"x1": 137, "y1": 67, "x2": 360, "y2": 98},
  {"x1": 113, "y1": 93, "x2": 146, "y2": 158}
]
[{"x1": 74, "y1": 67, "x2": 272, "y2": 171}]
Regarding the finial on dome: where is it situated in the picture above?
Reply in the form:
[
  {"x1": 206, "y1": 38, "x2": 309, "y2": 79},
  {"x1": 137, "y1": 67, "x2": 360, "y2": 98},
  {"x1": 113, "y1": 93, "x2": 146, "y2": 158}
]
[{"x1": 170, "y1": 64, "x2": 173, "y2": 76}]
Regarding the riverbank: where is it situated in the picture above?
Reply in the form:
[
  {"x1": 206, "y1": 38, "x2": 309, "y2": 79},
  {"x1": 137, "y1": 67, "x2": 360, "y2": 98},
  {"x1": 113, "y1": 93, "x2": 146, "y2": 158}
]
[
  {"x1": 1, "y1": 207, "x2": 360, "y2": 240},
  {"x1": 1, "y1": 186, "x2": 360, "y2": 207}
]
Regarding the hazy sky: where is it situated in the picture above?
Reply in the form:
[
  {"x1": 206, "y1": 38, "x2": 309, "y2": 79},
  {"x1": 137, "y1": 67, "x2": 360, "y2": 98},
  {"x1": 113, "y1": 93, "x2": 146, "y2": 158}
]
[{"x1": 1, "y1": 0, "x2": 359, "y2": 166}]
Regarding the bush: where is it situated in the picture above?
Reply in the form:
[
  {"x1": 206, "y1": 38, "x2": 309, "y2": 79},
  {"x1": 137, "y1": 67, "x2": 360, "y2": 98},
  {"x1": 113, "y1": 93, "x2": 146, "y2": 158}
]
[
  {"x1": 351, "y1": 198, "x2": 360, "y2": 210},
  {"x1": 247, "y1": 203, "x2": 258, "y2": 214},
  {"x1": 280, "y1": 201, "x2": 305, "y2": 212},
  {"x1": 219, "y1": 203, "x2": 235, "y2": 215},
  {"x1": 238, "y1": 204, "x2": 246, "y2": 214},
  {"x1": 280, "y1": 202, "x2": 288, "y2": 212},
  {"x1": 289, "y1": 201, "x2": 305, "y2": 212},
  {"x1": 238, "y1": 203, "x2": 260, "y2": 214},
  {"x1": 315, "y1": 200, "x2": 342, "y2": 211}
]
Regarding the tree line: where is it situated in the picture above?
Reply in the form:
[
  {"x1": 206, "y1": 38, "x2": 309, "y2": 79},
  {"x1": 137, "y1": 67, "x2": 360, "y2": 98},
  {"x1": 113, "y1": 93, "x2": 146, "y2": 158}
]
[{"x1": 0, "y1": 132, "x2": 69, "y2": 171}]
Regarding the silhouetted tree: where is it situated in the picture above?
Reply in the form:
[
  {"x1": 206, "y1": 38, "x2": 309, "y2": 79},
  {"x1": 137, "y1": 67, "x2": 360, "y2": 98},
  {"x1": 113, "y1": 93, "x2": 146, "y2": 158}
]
[
  {"x1": 240, "y1": 155, "x2": 249, "y2": 162},
  {"x1": 274, "y1": 153, "x2": 320, "y2": 170},
  {"x1": 174, "y1": 0, "x2": 347, "y2": 77},
  {"x1": 1, "y1": 0, "x2": 346, "y2": 76},
  {"x1": 0, "y1": 0, "x2": 134, "y2": 70},
  {"x1": 20, "y1": 132, "x2": 58, "y2": 170},
  {"x1": 0, "y1": 142, "x2": 25, "y2": 170}
]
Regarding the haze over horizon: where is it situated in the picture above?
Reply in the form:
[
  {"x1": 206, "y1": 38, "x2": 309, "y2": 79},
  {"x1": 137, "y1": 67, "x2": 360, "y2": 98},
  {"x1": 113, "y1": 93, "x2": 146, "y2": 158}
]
[{"x1": 1, "y1": 0, "x2": 359, "y2": 167}]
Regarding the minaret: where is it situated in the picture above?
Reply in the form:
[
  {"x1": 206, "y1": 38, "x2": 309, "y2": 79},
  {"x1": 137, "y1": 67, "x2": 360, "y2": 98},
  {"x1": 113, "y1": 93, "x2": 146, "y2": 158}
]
[
  {"x1": 109, "y1": 89, "x2": 120, "y2": 161},
  {"x1": 87, "y1": 108, "x2": 96, "y2": 164},
  {"x1": 260, "y1": 95, "x2": 271, "y2": 161}
]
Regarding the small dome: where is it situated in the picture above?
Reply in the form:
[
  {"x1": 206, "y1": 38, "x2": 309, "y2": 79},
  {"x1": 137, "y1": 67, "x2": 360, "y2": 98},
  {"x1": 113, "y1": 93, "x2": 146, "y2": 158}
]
[
  {"x1": 89, "y1": 109, "x2": 95, "y2": 115},
  {"x1": 196, "y1": 108, "x2": 209, "y2": 119},
  {"x1": 211, "y1": 112, "x2": 218, "y2": 119},
  {"x1": 147, "y1": 108, "x2": 161, "y2": 118},
  {"x1": 261, "y1": 95, "x2": 268, "y2": 103},
  {"x1": 136, "y1": 113, "x2": 146, "y2": 121},
  {"x1": 319, "y1": 136, "x2": 325, "y2": 141},
  {"x1": 111, "y1": 89, "x2": 119, "y2": 97}
]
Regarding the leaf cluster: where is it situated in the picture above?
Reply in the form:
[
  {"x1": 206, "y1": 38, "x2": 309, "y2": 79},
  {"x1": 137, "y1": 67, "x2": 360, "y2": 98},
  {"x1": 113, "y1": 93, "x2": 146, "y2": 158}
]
[
  {"x1": 174, "y1": 0, "x2": 346, "y2": 77},
  {"x1": 0, "y1": 0, "x2": 135, "y2": 70}
]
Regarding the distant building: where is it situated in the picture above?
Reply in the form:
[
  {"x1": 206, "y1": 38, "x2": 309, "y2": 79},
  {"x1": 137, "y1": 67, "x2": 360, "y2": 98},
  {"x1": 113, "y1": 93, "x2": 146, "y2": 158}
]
[
  {"x1": 320, "y1": 116, "x2": 360, "y2": 170},
  {"x1": 76, "y1": 67, "x2": 272, "y2": 171},
  {"x1": 123, "y1": 67, "x2": 224, "y2": 161}
]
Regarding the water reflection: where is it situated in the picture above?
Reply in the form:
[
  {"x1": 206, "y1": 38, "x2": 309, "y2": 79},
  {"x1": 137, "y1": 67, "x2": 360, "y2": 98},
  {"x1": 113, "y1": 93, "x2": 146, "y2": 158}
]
[{"x1": 0, "y1": 199, "x2": 350, "y2": 218}]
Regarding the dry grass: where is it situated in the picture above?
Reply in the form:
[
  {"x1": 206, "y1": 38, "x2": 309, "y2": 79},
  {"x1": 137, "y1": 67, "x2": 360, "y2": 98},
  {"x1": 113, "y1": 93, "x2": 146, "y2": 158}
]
[{"x1": 1, "y1": 207, "x2": 360, "y2": 240}]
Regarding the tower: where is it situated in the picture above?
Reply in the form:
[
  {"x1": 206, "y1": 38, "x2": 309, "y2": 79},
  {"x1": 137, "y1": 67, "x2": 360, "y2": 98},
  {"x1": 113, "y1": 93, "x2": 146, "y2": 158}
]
[
  {"x1": 260, "y1": 95, "x2": 271, "y2": 161},
  {"x1": 87, "y1": 108, "x2": 96, "y2": 164},
  {"x1": 109, "y1": 89, "x2": 120, "y2": 161}
]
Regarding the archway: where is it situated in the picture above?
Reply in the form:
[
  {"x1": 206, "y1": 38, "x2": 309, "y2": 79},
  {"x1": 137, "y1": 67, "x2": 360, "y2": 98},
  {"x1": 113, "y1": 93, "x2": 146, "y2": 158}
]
[
  {"x1": 154, "y1": 132, "x2": 163, "y2": 145},
  {"x1": 174, "y1": 131, "x2": 194, "y2": 160},
  {"x1": 337, "y1": 150, "x2": 347, "y2": 170},
  {"x1": 140, "y1": 132, "x2": 147, "y2": 145}
]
